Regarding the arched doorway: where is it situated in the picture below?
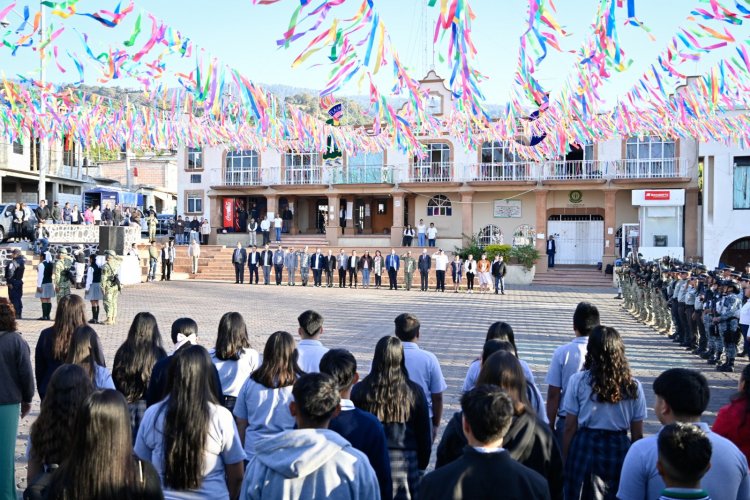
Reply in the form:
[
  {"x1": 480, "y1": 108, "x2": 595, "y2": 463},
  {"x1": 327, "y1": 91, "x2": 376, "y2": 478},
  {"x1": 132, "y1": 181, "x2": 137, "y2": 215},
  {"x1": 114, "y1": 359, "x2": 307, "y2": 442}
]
[{"x1": 719, "y1": 237, "x2": 750, "y2": 270}]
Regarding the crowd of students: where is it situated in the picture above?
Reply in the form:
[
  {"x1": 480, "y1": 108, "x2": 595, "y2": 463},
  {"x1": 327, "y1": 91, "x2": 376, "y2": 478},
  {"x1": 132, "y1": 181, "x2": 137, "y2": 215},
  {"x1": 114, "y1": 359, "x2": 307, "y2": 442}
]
[{"x1": 2, "y1": 298, "x2": 750, "y2": 499}]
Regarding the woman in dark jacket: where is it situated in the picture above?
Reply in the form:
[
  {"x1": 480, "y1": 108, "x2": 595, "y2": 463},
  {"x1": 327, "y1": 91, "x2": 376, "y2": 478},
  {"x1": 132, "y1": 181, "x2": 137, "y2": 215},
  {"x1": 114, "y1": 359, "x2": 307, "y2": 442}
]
[{"x1": 436, "y1": 349, "x2": 563, "y2": 500}]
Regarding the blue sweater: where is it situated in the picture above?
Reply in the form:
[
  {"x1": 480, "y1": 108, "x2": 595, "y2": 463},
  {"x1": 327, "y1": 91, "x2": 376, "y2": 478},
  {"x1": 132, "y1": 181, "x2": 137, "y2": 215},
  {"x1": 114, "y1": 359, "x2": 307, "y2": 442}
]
[{"x1": 329, "y1": 404, "x2": 393, "y2": 500}]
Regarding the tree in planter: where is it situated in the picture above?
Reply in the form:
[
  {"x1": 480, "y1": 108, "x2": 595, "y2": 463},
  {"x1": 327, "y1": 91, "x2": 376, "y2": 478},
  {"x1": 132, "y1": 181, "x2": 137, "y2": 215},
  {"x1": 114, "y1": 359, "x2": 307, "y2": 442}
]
[{"x1": 510, "y1": 245, "x2": 540, "y2": 270}]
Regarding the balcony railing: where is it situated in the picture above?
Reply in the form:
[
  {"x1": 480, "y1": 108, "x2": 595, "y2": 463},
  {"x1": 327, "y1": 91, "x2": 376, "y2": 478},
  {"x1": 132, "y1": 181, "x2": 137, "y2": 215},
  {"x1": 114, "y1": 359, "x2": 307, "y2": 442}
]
[
  {"x1": 615, "y1": 158, "x2": 684, "y2": 179},
  {"x1": 331, "y1": 165, "x2": 394, "y2": 184},
  {"x1": 224, "y1": 169, "x2": 261, "y2": 186},
  {"x1": 542, "y1": 160, "x2": 607, "y2": 180},
  {"x1": 283, "y1": 166, "x2": 323, "y2": 185},
  {"x1": 409, "y1": 162, "x2": 453, "y2": 183},
  {"x1": 465, "y1": 162, "x2": 535, "y2": 182}
]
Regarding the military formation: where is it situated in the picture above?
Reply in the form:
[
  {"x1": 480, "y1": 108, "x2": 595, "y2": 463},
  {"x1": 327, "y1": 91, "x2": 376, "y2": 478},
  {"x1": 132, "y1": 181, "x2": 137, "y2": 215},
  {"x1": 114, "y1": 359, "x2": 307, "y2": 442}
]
[{"x1": 618, "y1": 256, "x2": 750, "y2": 372}]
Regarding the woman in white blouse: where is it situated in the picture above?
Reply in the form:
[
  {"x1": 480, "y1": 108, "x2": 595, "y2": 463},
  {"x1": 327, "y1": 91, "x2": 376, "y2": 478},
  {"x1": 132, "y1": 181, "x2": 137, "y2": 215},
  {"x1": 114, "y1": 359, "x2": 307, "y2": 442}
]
[{"x1": 209, "y1": 312, "x2": 260, "y2": 411}]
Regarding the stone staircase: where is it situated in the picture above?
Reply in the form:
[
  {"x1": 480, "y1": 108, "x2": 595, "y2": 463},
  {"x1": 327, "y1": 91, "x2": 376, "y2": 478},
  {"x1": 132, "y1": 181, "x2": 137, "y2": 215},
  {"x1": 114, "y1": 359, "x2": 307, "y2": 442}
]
[{"x1": 532, "y1": 265, "x2": 615, "y2": 288}]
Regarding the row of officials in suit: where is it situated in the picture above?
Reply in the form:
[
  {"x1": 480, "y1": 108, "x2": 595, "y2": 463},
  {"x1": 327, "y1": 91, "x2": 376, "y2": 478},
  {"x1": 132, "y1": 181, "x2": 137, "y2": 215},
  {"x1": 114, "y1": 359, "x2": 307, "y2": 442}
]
[{"x1": 230, "y1": 242, "x2": 487, "y2": 292}]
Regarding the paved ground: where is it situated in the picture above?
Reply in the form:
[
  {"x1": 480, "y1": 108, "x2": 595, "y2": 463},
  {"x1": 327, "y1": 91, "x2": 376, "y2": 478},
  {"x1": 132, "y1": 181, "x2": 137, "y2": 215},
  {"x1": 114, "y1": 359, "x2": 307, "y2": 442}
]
[{"x1": 12, "y1": 281, "x2": 743, "y2": 495}]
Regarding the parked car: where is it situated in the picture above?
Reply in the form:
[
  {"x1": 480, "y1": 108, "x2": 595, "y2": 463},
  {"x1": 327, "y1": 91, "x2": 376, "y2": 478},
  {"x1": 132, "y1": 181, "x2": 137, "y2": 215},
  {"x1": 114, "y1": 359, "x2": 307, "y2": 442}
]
[
  {"x1": 0, "y1": 203, "x2": 38, "y2": 242},
  {"x1": 140, "y1": 213, "x2": 174, "y2": 237}
]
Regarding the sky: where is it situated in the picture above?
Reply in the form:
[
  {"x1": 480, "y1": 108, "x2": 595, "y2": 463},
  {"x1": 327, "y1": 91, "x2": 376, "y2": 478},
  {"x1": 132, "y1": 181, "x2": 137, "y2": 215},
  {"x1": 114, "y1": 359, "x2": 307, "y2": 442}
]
[{"x1": 0, "y1": 0, "x2": 744, "y2": 107}]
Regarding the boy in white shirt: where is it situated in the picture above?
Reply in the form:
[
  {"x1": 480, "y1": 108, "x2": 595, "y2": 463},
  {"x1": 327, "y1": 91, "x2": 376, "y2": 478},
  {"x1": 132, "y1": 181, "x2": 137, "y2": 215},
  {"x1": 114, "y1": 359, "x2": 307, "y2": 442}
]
[
  {"x1": 297, "y1": 310, "x2": 329, "y2": 373},
  {"x1": 427, "y1": 223, "x2": 438, "y2": 247}
]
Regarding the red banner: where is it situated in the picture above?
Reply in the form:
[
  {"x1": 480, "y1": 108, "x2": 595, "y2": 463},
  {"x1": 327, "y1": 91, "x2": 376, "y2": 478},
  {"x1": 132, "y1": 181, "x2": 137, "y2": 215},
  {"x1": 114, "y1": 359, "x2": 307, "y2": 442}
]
[
  {"x1": 644, "y1": 190, "x2": 671, "y2": 201},
  {"x1": 223, "y1": 198, "x2": 234, "y2": 228}
]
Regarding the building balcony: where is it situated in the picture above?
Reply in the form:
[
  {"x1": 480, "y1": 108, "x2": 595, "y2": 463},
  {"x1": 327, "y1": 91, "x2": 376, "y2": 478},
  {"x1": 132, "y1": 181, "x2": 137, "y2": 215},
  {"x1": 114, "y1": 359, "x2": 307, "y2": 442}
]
[
  {"x1": 541, "y1": 160, "x2": 608, "y2": 181},
  {"x1": 224, "y1": 171, "x2": 262, "y2": 187},
  {"x1": 463, "y1": 162, "x2": 536, "y2": 182},
  {"x1": 407, "y1": 162, "x2": 454, "y2": 183},
  {"x1": 614, "y1": 158, "x2": 687, "y2": 179},
  {"x1": 331, "y1": 165, "x2": 394, "y2": 184}
]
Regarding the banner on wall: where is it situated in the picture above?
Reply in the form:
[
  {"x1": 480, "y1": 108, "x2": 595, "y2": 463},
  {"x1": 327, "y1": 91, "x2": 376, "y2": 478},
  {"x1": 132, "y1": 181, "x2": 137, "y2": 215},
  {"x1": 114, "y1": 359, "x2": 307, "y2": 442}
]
[{"x1": 223, "y1": 198, "x2": 235, "y2": 228}]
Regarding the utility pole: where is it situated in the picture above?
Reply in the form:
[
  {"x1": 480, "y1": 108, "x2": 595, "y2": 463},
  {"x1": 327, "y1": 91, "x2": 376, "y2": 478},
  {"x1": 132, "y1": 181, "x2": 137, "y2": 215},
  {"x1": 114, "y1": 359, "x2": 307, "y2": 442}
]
[
  {"x1": 125, "y1": 93, "x2": 132, "y2": 189},
  {"x1": 37, "y1": 1, "x2": 46, "y2": 203}
]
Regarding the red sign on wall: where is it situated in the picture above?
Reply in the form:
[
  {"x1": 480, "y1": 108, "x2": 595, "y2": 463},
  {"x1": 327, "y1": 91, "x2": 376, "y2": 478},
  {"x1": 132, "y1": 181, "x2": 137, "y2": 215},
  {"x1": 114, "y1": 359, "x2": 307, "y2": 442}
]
[
  {"x1": 644, "y1": 190, "x2": 671, "y2": 201},
  {"x1": 223, "y1": 198, "x2": 235, "y2": 228}
]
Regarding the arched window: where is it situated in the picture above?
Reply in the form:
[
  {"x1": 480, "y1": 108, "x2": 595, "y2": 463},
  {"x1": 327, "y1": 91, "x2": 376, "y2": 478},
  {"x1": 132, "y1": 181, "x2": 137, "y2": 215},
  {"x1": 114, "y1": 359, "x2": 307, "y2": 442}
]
[
  {"x1": 427, "y1": 194, "x2": 452, "y2": 217},
  {"x1": 512, "y1": 224, "x2": 535, "y2": 247},
  {"x1": 478, "y1": 224, "x2": 504, "y2": 246},
  {"x1": 225, "y1": 150, "x2": 259, "y2": 185}
]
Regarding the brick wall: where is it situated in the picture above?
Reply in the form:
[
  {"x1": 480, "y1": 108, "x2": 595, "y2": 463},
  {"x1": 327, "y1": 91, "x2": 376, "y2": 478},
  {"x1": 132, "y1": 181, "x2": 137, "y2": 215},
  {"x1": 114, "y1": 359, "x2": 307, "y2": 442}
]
[{"x1": 97, "y1": 160, "x2": 173, "y2": 190}]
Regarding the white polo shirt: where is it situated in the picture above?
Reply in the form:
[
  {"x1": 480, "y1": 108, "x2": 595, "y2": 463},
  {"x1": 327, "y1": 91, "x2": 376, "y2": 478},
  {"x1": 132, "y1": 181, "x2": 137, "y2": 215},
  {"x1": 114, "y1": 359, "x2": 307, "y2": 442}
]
[
  {"x1": 434, "y1": 254, "x2": 449, "y2": 272},
  {"x1": 544, "y1": 336, "x2": 588, "y2": 417},
  {"x1": 401, "y1": 342, "x2": 447, "y2": 418},
  {"x1": 297, "y1": 339, "x2": 330, "y2": 373},
  {"x1": 427, "y1": 227, "x2": 437, "y2": 239}
]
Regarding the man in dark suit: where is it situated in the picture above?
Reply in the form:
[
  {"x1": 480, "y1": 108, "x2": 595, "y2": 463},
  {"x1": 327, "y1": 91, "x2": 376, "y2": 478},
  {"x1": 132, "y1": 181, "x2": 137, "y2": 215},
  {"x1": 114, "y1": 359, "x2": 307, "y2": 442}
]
[
  {"x1": 247, "y1": 245, "x2": 260, "y2": 284},
  {"x1": 385, "y1": 249, "x2": 400, "y2": 290},
  {"x1": 546, "y1": 235, "x2": 556, "y2": 268},
  {"x1": 259, "y1": 244, "x2": 273, "y2": 285},
  {"x1": 273, "y1": 245, "x2": 285, "y2": 285},
  {"x1": 232, "y1": 242, "x2": 247, "y2": 284},
  {"x1": 491, "y1": 255, "x2": 507, "y2": 295},
  {"x1": 420, "y1": 385, "x2": 550, "y2": 500},
  {"x1": 337, "y1": 250, "x2": 348, "y2": 288},
  {"x1": 348, "y1": 250, "x2": 359, "y2": 288},
  {"x1": 418, "y1": 248, "x2": 432, "y2": 292},
  {"x1": 325, "y1": 249, "x2": 336, "y2": 287},
  {"x1": 310, "y1": 248, "x2": 325, "y2": 287}
]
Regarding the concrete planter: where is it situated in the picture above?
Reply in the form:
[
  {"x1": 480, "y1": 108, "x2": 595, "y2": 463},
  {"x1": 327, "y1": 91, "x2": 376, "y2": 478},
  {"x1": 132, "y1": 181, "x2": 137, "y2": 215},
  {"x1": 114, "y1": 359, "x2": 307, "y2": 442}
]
[{"x1": 505, "y1": 264, "x2": 535, "y2": 285}]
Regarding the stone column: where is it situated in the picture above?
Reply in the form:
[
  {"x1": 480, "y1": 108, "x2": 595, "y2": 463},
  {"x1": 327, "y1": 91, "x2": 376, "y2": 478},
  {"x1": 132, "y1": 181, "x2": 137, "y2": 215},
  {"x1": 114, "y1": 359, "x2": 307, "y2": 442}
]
[
  {"x1": 603, "y1": 190, "x2": 617, "y2": 269},
  {"x1": 391, "y1": 192, "x2": 405, "y2": 247},
  {"x1": 684, "y1": 189, "x2": 699, "y2": 260},
  {"x1": 287, "y1": 195, "x2": 299, "y2": 235},
  {"x1": 265, "y1": 194, "x2": 278, "y2": 219},
  {"x1": 535, "y1": 190, "x2": 549, "y2": 273},
  {"x1": 327, "y1": 193, "x2": 340, "y2": 246},
  {"x1": 460, "y1": 191, "x2": 474, "y2": 246},
  {"x1": 208, "y1": 195, "x2": 223, "y2": 245}
]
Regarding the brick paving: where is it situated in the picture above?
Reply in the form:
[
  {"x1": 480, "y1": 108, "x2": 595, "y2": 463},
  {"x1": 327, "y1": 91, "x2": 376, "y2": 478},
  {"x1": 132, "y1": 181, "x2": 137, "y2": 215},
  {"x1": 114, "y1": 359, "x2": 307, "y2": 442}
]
[{"x1": 12, "y1": 281, "x2": 743, "y2": 496}]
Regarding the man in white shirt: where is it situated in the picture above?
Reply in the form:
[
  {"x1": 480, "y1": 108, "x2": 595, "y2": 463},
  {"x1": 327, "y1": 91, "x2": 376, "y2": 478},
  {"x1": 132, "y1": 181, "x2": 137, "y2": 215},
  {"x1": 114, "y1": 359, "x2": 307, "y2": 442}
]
[
  {"x1": 426, "y1": 223, "x2": 438, "y2": 247},
  {"x1": 417, "y1": 219, "x2": 427, "y2": 247},
  {"x1": 545, "y1": 301, "x2": 600, "y2": 443},
  {"x1": 618, "y1": 368, "x2": 749, "y2": 500},
  {"x1": 394, "y1": 313, "x2": 447, "y2": 438},
  {"x1": 273, "y1": 215, "x2": 284, "y2": 242},
  {"x1": 433, "y1": 249, "x2": 449, "y2": 292},
  {"x1": 297, "y1": 310, "x2": 329, "y2": 373},
  {"x1": 260, "y1": 217, "x2": 271, "y2": 246}
]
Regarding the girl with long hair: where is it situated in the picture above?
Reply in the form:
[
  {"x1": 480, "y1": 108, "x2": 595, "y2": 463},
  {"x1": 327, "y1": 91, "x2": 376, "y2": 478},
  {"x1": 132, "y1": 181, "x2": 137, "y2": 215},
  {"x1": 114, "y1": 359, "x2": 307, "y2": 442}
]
[
  {"x1": 210, "y1": 312, "x2": 259, "y2": 411},
  {"x1": 135, "y1": 345, "x2": 245, "y2": 499},
  {"x1": 461, "y1": 322, "x2": 547, "y2": 421},
  {"x1": 233, "y1": 331, "x2": 302, "y2": 461},
  {"x1": 34, "y1": 294, "x2": 88, "y2": 399},
  {"x1": 66, "y1": 325, "x2": 115, "y2": 390},
  {"x1": 713, "y1": 363, "x2": 750, "y2": 463},
  {"x1": 562, "y1": 326, "x2": 646, "y2": 500},
  {"x1": 373, "y1": 250, "x2": 383, "y2": 289},
  {"x1": 113, "y1": 312, "x2": 167, "y2": 437},
  {"x1": 351, "y1": 336, "x2": 431, "y2": 500},
  {"x1": 27, "y1": 365, "x2": 94, "y2": 485},
  {"x1": 437, "y1": 350, "x2": 563, "y2": 500},
  {"x1": 46, "y1": 390, "x2": 162, "y2": 499}
]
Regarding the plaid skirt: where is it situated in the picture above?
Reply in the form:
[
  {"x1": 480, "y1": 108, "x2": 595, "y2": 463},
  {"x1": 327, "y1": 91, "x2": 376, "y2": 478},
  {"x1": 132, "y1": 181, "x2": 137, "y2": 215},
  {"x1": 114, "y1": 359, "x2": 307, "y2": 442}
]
[
  {"x1": 85, "y1": 283, "x2": 104, "y2": 301},
  {"x1": 35, "y1": 283, "x2": 55, "y2": 299},
  {"x1": 563, "y1": 427, "x2": 630, "y2": 500},
  {"x1": 389, "y1": 449, "x2": 420, "y2": 500}
]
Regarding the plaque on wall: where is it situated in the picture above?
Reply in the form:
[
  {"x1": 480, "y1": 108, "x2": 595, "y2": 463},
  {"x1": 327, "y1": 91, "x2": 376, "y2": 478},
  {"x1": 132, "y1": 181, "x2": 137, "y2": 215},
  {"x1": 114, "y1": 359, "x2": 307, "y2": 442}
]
[{"x1": 493, "y1": 199, "x2": 522, "y2": 218}]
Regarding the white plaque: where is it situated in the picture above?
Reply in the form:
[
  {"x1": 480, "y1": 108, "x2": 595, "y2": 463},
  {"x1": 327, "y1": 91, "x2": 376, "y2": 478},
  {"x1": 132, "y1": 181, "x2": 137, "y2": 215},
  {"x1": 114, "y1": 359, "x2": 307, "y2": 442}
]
[{"x1": 493, "y1": 199, "x2": 522, "y2": 218}]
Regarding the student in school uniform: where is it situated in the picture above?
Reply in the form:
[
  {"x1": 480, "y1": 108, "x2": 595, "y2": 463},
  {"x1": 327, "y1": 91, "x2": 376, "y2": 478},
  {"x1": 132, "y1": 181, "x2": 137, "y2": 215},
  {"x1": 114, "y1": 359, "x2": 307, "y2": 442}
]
[
  {"x1": 562, "y1": 326, "x2": 646, "y2": 500},
  {"x1": 296, "y1": 310, "x2": 329, "y2": 374}
]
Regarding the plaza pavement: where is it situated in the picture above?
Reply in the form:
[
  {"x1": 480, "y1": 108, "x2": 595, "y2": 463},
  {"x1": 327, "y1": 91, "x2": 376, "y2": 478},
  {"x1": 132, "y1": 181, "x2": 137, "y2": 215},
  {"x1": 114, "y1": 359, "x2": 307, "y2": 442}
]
[{"x1": 13, "y1": 281, "x2": 743, "y2": 494}]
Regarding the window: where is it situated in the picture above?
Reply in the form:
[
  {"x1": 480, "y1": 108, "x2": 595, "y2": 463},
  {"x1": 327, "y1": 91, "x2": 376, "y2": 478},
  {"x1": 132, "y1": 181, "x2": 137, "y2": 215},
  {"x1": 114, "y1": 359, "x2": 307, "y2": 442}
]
[
  {"x1": 190, "y1": 174, "x2": 202, "y2": 184},
  {"x1": 413, "y1": 143, "x2": 452, "y2": 182},
  {"x1": 625, "y1": 136, "x2": 677, "y2": 177},
  {"x1": 348, "y1": 152, "x2": 384, "y2": 169},
  {"x1": 479, "y1": 141, "x2": 528, "y2": 180},
  {"x1": 427, "y1": 94, "x2": 443, "y2": 115},
  {"x1": 512, "y1": 224, "x2": 535, "y2": 247},
  {"x1": 284, "y1": 151, "x2": 321, "y2": 184},
  {"x1": 345, "y1": 152, "x2": 385, "y2": 183},
  {"x1": 481, "y1": 141, "x2": 521, "y2": 164},
  {"x1": 187, "y1": 147, "x2": 203, "y2": 170},
  {"x1": 427, "y1": 194, "x2": 452, "y2": 217},
  {"x1": 12, "y1": 139, "x2": 22, "y2": 155},
  {"x1": 734, "y1": 156, "x2": 750, "y2": 209},
  {"x1": 58, "y1": 185, "x2": 80, "y2": 195},
  {"x1": 186, "y1": 193, "x2": 203, "y2": 213},
  {"x1": 478, "y1": 224, "x2": 504, "y2": 245},
  {"x1": 225, "y1": 150, "x2": 259, "y2": 185}
]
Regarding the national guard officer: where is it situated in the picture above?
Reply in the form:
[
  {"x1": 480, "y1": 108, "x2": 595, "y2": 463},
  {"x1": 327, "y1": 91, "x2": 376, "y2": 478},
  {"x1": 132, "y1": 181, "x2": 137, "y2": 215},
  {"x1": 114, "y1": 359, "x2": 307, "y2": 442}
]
[
  {"x1": 101, "y1": 250, "x2": 122, "y2": 325},
  {"x1": 5, "y1": 249, "x2": 25, "y2": 319},
  {"x1": 53, "y1": 248, "x2": 73, "y2": 302},
  {"x1": 715, "y1": 280, "x2": 742, "y2": 372},
  {"x1": 402, "y1": 250, "x2": 416, "y2": 291}
]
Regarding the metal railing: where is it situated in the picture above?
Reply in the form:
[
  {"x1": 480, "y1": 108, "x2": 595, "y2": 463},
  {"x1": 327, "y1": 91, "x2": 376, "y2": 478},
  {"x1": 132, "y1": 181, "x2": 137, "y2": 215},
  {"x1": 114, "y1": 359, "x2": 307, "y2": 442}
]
[
  {"x1": 283, "y1": 166, "x2": 323, "y2": 185},
  {"x1": 409, "y1": 162, "x2": 453, "y2": 183},
  {"x1": 465, "y1": 162, "x2": 536, "y2": 182},
  {"x1": 224, "y1": 170, "x2": 261, "y2": 186},
  {"x1": 331, "y1": 165, "x2": 394, "y2": 184},
  {"x1": 615, "y1": 158, "x2": 683, "y2": 179},
  {"x1": 542, "y1": 160, "x2": 607, "y2": 180}
]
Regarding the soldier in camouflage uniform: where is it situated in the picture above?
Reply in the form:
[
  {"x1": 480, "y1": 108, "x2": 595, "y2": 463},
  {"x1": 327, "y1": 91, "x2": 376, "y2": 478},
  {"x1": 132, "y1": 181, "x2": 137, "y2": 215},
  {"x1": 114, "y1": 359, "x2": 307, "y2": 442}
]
[
  {"x1": 299, "y1": 246, "x2": 311, "y2": 286},
  {"x1": 101, "y1": 250, "x2": 122, "y2": 325},
  {"x1": 53, "y1": 248, "x2": 73, "y2": 302},
  {"x1": 147, "y1": 213, "x2": 157, "y2": 242},
  {"x1": 715, "y1": 280, "x2": 742, "y2": 372}
]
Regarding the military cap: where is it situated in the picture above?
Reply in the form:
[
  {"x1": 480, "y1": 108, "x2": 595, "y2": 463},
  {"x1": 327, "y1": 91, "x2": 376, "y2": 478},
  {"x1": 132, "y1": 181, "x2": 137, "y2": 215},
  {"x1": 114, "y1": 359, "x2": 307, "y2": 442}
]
[
  {"x1": 104, "y1": 250, "x2": 116, "y2": 257},
  {"x1": 731, "y1": 271, "x2": 742, "y2": 279},
  {"x1": 725, "y1": 266, "x2": 736, "y2": 272},
  {"x1": 57, "y1": 248, "x2": 68, "y2": 255},
  {"x1": 697, "y1": 264, "x2": 707, "y2": 271}
]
